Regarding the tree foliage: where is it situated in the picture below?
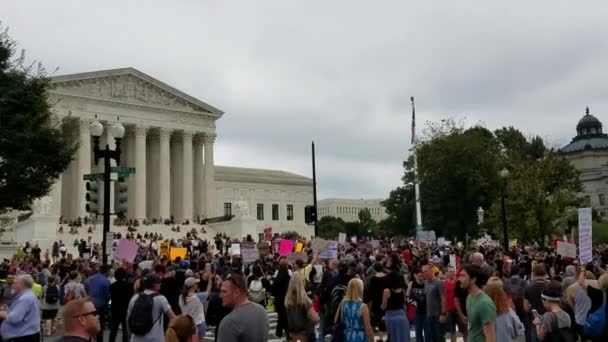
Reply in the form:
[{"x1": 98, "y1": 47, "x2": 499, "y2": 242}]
[
  {"x1": 386, "y1": 121, "x2": 582, "y2": 243},
  {"x1": 0, "y1": 26, "x2": 76, "y2": 212}
]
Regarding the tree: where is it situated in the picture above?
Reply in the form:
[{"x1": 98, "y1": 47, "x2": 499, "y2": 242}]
[
  {"x1": 381, "y1": 185, "x2": 416, "y2": 236},
  {"x1": 316, "y1": 216, "x2": 345, "y2": 239},
  {"x1": 0, "y1": 26, "x2": 76, "y2": 213},
  {"x1": 357, "y1": 208, "x2": 377, "y2": 236}
]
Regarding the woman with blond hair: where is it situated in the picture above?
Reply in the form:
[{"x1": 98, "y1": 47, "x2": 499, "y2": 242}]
[
  {"x1": 335, "y1": 278, "x2": 374, "y2": 342},
  {"x1": 285, "y1": 272, "x2": 319, "y2": 342},
  {"x1": 165, "y1": 314, "x2": 197, "y2": 342},
  {"x1": 486, "y1": 277, "x2": 524, "y2": 341}
]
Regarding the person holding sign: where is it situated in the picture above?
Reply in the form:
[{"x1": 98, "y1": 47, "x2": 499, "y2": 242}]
[{"x1": 246, "y1": 265, "x2": 270, "y2": 307}]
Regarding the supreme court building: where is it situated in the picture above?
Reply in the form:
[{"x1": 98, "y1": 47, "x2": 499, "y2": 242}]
[{"x1": 47, "y1": 67, "x2": 314, "y2": 235}]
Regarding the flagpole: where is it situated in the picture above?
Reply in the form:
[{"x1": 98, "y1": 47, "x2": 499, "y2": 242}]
[{"x1": 411, "y1": 96, "x2": 423, "y2": 233}]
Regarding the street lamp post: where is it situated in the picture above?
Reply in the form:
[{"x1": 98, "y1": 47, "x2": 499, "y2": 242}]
[
  {"x1": 90, "y1": 118, "x2": 124, "y2": 265},
  {"x1": 500, "y1": 168, "x2": 510, "y2": 252}
]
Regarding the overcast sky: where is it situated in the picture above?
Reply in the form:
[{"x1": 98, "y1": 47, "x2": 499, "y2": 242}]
[{"x1": 3, "y1": 1, "x2": 608, "y2": 199}]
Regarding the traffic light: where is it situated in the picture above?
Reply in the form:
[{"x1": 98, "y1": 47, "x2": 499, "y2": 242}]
[
  {"x1": 115, "y1": 177, "x2": 128, "y2": 217},
  {"x1": 305, "y1": 205, "x2": 317, "y2": 225},
  {"x1": 85, "y1": 181, "x2": 100, "y2": 214}
]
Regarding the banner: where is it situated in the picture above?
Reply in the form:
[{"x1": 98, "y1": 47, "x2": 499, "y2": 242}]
[
  {"x1": 319, "y1": 241, "x2": 338, "y2": 259},
  {"x1": 114, "y1": 239, "x2": 138, "y2": 263},
  {"x1": 338, "y1": 233, "x2": 347, "y2": 244},
  {"x1": 312, "y1": 238, "x2": 331, "y2": 253},
  {"x1": 579, "y1": 208, "x2": 593, "y2": 263},
  {"x1": 287, "y1": 252, "x2": 308, "y2": 263},
  {"x1": 279, "y1": 239, "x2": 295, "y2": 256},
  {"x1": 264, "y1": 227, "x2": 273, "y2": 241},
  {"x1": 169, "y1": 247, "x2": 187, "y2": 261},
  {"x1": 556, "y1": 241, "x2": 577, "y2": 258},
  {"x1": 241, "y1": 247, "x2": 260, "y2": 264}
]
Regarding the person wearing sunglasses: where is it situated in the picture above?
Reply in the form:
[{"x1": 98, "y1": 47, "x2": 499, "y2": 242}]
[{"x1": 60, "y1": 298, "x2": 101, "y2": 342}]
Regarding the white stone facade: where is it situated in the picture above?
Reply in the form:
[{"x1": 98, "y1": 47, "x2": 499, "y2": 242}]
[
  {"x1": 317, "y1": 198, "x2": 387, "y2": 222},
  {"x1": 38, "y1": 67, "x2": 314, "y2": 238},
  {"x1": 216, "y1": 166, "x2": 314, "y2": 236}
]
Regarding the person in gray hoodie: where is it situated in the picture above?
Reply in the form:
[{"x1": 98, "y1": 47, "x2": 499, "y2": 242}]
[{"x1": 561, "y1": 265, "x2": 577, "y2": 297}]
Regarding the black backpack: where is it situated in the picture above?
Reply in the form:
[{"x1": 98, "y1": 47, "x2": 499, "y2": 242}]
[
  {"x1": 128, "y1": 293, "x2": 160, "y2": 336},
  {"x1": 546, "y1": 312, "x2": 577, "y2": 342},
  {"x1": 45, "y1": 285, "x2": 59, "y2": 305}
]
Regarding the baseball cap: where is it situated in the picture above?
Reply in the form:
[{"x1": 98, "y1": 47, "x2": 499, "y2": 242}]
[
  {"x1": 143, "y1": 273, "x2": 162, "y2": 288},
  {"x1": 184, "y1": 277, "x2": 198, "y2": 288}
]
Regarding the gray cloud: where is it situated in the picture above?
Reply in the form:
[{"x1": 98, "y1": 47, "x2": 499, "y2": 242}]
[{"x1": 3, "y1": 0, "x2": 608, "y2": 199}]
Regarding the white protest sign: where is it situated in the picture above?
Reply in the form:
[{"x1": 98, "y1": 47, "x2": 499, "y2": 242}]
[
  {"x1": 230, "y1": 243, "x2": 241, "y2": 256},
  {"x1": 370, "y1": 240, "x2": 380, "y2": 249},
  {"x1": 416, "y1": 231, "x2": 436, "y2": 242},
  {"x1": 556, "y1": 241, "x2": 577, "y2": 259},
  {"x1": 319, "y1": 241, "x2": 338, "y2": 259},
  {"x1": 312, "y1": 238, "x2": 331, "y2": 252},
  {"x1": 241, "y1": 247, "x2": 260, "y2": 264},
  {"x1": 338, "y1": 233, "x2": 347, "y2": 244},
  {"x1": 579, "y1": 208, "x2": 593, "y2": 263}
]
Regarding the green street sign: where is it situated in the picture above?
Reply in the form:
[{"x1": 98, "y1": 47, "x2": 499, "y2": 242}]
[
  {"x1": 111, "y1": 167, "x2": 136, "y2": 175},
  {"x1": 83, "y1": 173, "x2": 104, "y2": 181}
]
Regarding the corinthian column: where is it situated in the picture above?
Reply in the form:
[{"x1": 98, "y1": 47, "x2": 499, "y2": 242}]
[
  {"x1": 193, "y1": 135, "x2": 205, "y2": 219},
  {"x1": 182, "y1": 131, "x2": 194, "y2": 221},
  {"x1": 134, "y1": 126, "x2": 148, "y2": 220},
  {"x1": 158, "y1": 128, "x2": 172, "y2": 219},
  {"x1": 204, "y1": 133, "x2": 217, "y2": 217},
  {"x1": 77, "y1": 119, "x2": 91, "y2": 218}
]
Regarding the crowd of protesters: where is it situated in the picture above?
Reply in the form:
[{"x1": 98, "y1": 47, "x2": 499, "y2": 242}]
[{"x1": 1, "y1": 233, "x2": 608, "y2": 342}]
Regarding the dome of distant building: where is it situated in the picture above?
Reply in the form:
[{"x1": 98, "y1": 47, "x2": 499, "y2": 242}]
[{"x1": 561, "y1": 107, "x2": 608, "y2": 154}]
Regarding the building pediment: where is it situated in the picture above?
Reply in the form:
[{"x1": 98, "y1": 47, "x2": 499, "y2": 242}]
[{"x1": 50, "y1": 67, "x2": 223, "y2": 118}]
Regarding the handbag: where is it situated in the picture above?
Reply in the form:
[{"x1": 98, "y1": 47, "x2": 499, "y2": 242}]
[{"x1": 331, "y1": 302, "x2": 346, "y2": 342}]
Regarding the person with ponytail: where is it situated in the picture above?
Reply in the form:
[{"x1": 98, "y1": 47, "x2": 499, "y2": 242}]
[{"x1": 165, "y1": 314, "x2": 197, "y2": 342}]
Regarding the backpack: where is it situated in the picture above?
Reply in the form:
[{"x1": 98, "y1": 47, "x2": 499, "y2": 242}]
[
  {"x1": 248, "y1": 279, "x2": 266, "y2": 303},
  {"x1": 329, "y1": 284, "x2": 347, "y2": 326},
  {"x1": 45, "y1": 285, "x2": 59, "y2": 305},
  {"x1": 547, "y1": 312, "x2": 577, "y2": 342},
  {"x1": 128, "y1": 293, "x2": 160, "y2": 336},
  {"x1": 584, "y1": 303, "x2": 607, "y2": 337}
]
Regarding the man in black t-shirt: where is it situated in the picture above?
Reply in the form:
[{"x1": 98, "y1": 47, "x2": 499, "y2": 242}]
[{"x1": 524, "y1": 264, "x2": 548, "y2": 342}]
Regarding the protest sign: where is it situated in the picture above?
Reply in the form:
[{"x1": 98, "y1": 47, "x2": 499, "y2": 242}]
[
  {"x1": 338, "y1": 233, "x2": 347, "y2": 244},
  {"x1": 169, "y1": 247, "x2": 187, "y2": 261},
  {"x1": 579, "y1": 207, "x2": 593, "y2": 263},
  {"x1": 114, "y1": 239, "x2": 139, "y2": 263},
  {"x1": 230, "y1": 243, "x2": 241, "y2": 256},
  {"x1": 287, "y1": 252, "x2": 308, "y2": 263},
  {"x1": 319, "y1": 241, "x2": 338, "y2": 259},
  {"x1": 241, "y1": 246, "x2": 260, "y2": 264},
  {"x1": 258, "y1": 242, "x2": 270, "y2": 256},
  {"x1": 556, "y1": 241, "x2": 577, "y2": 258},
  {"x1": 295, "y1": 242, "x2": 304, "y2": 252},
  {"x1": 139, "y1": 260, "x2": 154, "y2": 271},
  {"x1": 279, "y1": 239, "x2": 295, "y2": 256},
  {"x1": 264, "y1": 227, "x2": 273, "y2": 241},
  {"x1": 312, "y1": 238, "x2": 331, "y2": 253},
  {"x1": 416, "y1": 231, "x2": 436, "y2": 242},
  {"x1": 370, "y1": 240, "x2": 380, "y2": 249}
]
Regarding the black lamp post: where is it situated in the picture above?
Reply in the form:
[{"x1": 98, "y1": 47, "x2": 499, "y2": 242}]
[
  {"x1": 90, "y1": 118, "x2": 125, "y2": 265},
  {"x1": 500, "y1": 168, "x2": 510, "y2": 252}
]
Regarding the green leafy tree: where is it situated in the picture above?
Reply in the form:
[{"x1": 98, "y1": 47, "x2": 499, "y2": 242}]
[
  {"x1": 316, "y1": 216, "x2": 345, "y2": 239},
  {"x1": 0, "y1": 26, "x2": 76, "y2": 213},
  {"x1": 381, "y1": 185, "x2": 416, "y2": 236},
  {"x1": 357, "y1": 208, "x2": 377, "y2": 236}
]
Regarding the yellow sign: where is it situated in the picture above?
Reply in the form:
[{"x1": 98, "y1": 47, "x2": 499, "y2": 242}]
[
  {"x1": 169, "y1": 247, "x2": 187, "y2": 261},
  {"x1": 295, "y1": 243, "x2": 304, "y2": 252},
  {"x1": 160, "y1": 242, "x2": 170, "y2": 259}
]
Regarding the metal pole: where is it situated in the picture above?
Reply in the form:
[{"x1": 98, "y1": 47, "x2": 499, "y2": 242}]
[
  {"x1": 501, "y1": 179, "x2": 508, "y2": 251},
  {"x1": 312, "y1": 141, "x2": 318, "y2": 237},
  {"x1": 411, "y1": 96, "x2": 423, "y2": 233},
  {"x1": 102, "y1": 144, "x2": 111, "y2": 265}
]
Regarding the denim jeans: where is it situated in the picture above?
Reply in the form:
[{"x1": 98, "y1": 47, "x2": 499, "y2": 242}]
[
  {"x1": 413, "y1": 312, "x2": 429, "y2": 342},
  {"x1": 425, "y1": 317, "x2": 444, "y2": 342}
]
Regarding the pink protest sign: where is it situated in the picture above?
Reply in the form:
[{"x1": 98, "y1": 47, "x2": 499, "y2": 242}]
[
  {"x1": 113, "y1": 239, "x2": 139, "y2": 263},
  {"x1": 279, "y1": 239, "x2": 295, "y2": 256}
]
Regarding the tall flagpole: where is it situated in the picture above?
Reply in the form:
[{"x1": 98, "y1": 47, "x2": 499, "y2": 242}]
[{"x1": 411, "y1": 96, "x2": 423, "y2": 233}]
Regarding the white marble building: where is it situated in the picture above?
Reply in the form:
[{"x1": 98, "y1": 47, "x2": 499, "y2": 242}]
[
  {"x1": 561, "y1": 107, "x2": 608, "y2": 218},
  {"x1": 317, "y1": 198, "x2": 388, "y2": 222},
  {"x1": 39, "y1": 67, "x2": 313, "y2": 235}
]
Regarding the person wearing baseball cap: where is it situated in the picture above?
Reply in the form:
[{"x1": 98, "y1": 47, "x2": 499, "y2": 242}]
[{"x1": 179, "y1": 277, "x2": 207, "y2": 340}]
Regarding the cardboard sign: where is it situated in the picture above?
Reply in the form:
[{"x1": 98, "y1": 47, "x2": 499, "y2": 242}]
[
  {"x1": 264, "y1": 227, "x2": 273, "y2": 241},
  {"x1": 169, "y1": 247, "x2": 187, "y2": 261},
  {"x1": 579, "y1": 208, "x2": 593, "y2": 264},
  {"x1": 114, "y1": 239, "x2": 139, "y2": 263},
  {"x1": 241, "y1": 247, "x2": 260, "y2": 264},
  {"x1": 279, "y1": 239, "x2": 295, "y2": 256},
  {"x1": 557, "y1": 241, "x2": 577, "y2": 259},
  {"x1": 319, "y1": 241, "x2": 338, "y2": 259},
  {"x1": 338, "y1": 233, "x2": 347, "y2": 244},
  {"x1": 287, "y1": 252, "x2": 308, "y2": 263},
  {"x1": 312, "y1": 238, "x2": 331, "y2": 253}
]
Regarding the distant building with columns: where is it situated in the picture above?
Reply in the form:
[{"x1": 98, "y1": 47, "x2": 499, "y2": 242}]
[
  {"x1": 317, "y1": 198, "x2": 388, "y2": 222},
  {"x1": 46, "y1": 67, "x2": 313, "y2": 234}
]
